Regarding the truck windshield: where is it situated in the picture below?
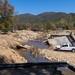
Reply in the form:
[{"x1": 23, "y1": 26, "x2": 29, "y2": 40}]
[
  {"x1": 62, "y1": 45, "x2": 68, "y2": 47},
  {"x1": 0, "y1": 62, "x2": 75, "y2": 75}
]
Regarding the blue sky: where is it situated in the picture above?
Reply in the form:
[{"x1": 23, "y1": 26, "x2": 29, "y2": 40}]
[{"x1": 8, "y1": 0, "x2": 75, "y2": 15}]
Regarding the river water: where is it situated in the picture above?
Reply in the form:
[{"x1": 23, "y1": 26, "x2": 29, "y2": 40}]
[
  {"x1": 21, "y1": 37, "x2": 48, "y2": 62},
  {"x1": 22, "y1": 37, "x2": 48, "y2": 49}
]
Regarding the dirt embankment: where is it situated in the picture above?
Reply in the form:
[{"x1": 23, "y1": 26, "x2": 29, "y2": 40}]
[
  {"x1": 0, "y1": 30, "x2": 41, "y2": 63},
  {"x1": 12, "y1": 30, "x2": 43, "y2": 42},
  {"x1": 0, "y1": 34, "x2": 27, "y2": 63},
  {"x1": 39, "y1": 48, "x2": 75, "y2": 66}
]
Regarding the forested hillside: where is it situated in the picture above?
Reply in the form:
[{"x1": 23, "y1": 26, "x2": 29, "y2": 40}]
[
  {"x1": 0, "y1": 0, "x2": 75, "y2": 31},
  {"x1": 14, "y1": 12, "x2": 75, "y2": 30}
]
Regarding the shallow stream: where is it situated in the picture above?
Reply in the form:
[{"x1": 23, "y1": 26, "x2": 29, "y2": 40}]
[{"x1": 21, "y1": 37, "x2": 48, "y2": 62}]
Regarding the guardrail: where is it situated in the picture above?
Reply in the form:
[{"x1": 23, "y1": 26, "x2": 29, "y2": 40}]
[
  {"x1": 70, "y1": 32, "x2": 75, "y2": 43},
  {"x1": 68, "y1": 64, "x2": 75, "y2": 72},
  {"x1": 0, "y1": 62, "x2": 75, "y2": 72}
]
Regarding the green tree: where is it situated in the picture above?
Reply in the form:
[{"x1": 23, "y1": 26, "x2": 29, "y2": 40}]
[{"x1": 0, "y1": 0, "x2": 14, "y2": 32}]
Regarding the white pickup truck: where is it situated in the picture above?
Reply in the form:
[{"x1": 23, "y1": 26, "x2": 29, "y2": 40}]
[{"x1": 56, "y1": 44, "x2": 75, "y2": 52}]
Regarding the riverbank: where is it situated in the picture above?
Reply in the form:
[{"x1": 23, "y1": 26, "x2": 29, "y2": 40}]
[
  {"x1": 0, "y1": 30, "x2": 42, "y2": 63},
  {"x1": 39, "y1": 49, "x2": 75, "y2": 66}
]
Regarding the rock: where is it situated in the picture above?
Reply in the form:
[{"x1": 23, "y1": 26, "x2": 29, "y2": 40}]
[
  {"x1": 23, "y1": 45, "x2": 32, "y2": 50},
  {"x1": 47, "y1": 39, "x2": 57, "y2": 47},
  {"x1": 46, "y1": 34, "x2": 51, "y2": 39},
  {"x1": 16, "y1": 45, "x2": 27, "y2": 49}
]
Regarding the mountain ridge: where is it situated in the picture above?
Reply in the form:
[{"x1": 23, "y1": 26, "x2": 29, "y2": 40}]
[{"x1": 15, "y1": 12, "x2": 75, "y2": 30}]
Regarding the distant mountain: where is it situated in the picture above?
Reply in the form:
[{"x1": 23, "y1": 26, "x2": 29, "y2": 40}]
[
  {"x1": 18, "y1": 13, "x2": 42, "y2": 24},
  {"x1": 14, "y1": 12, "x2": 75, "y2": 30},
  {"x1": 17, "y1": 12, "x2": 74, "y2": 24}
]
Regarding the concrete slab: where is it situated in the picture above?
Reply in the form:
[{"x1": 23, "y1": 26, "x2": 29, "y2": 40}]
[{"x1": 54, "y1": 36, "x2": 72, "y2": 46}]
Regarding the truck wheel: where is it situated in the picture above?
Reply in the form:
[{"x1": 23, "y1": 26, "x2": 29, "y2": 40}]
[{"x1": 72, "y1": 49, "x2": 75, "y2": 52}]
